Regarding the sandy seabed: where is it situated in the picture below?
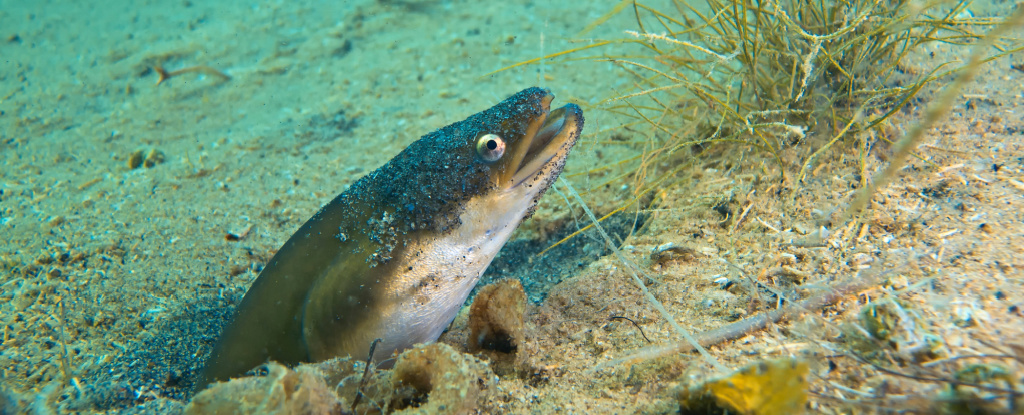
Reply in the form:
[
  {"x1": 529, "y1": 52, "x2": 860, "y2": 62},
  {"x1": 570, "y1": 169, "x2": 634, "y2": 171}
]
[{"x1": 2, "y1": 0, "x2": 1023, "y2": 413}]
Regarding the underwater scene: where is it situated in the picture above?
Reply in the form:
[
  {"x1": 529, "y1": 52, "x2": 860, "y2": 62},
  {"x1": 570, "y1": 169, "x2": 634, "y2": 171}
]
[{"x1": 2, "y1": 0, "x2": 1024, "y2": 413}]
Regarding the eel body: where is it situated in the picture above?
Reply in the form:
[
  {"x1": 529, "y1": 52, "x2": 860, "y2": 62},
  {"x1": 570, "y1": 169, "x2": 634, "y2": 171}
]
[{"x1": 197, "y1": 87, "x2": 583, "y2": 390}]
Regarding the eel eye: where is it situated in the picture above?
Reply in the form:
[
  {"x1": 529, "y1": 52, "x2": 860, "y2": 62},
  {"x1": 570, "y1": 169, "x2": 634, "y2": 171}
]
[{"x1": 475, "y1": 133, "x2": 505, "y2": 163}]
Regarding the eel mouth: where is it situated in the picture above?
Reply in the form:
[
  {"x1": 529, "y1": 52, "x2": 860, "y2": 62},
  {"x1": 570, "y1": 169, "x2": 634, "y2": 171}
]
[{"x1": 507, "y1": 100, "x2": 583, "y2": 190}]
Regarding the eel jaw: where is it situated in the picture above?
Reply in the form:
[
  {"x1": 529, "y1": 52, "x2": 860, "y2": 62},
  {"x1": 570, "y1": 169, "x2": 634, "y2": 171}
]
[{"x1": 508, "y1": 103, "x2": 583, "y2": 191}]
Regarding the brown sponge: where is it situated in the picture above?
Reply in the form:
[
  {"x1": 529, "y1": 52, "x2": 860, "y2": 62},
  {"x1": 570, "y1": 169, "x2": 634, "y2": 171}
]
[
  {"x1": 467, "y1": 278, "x2": 527, "y2": 355},
  {"x1": 185, "y1": 362, "x2": 338, "y2": 415},
  {"x1": 389, "y1": 342, "x2": 495, "y2": 415}
]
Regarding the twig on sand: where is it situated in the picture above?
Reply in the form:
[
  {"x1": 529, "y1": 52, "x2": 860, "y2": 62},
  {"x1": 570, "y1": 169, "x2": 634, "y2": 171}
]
[{"x1": 592, "y1": 277, "x2": 874, "y2": 371}]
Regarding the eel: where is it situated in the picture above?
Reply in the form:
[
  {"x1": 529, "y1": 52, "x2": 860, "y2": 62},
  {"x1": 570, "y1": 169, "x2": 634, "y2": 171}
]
[{"x1": 196, "y1": 87, "x2": 583, "y2": 390}]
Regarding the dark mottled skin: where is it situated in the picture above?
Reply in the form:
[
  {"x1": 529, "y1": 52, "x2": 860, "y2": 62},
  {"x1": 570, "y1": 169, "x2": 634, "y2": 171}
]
[
  {"x1": 196, "y1": 87, "x2": 561, "y2": 390},
  {"x1": 340, "y1": 87, "x2": 550, "y2": 265}
]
